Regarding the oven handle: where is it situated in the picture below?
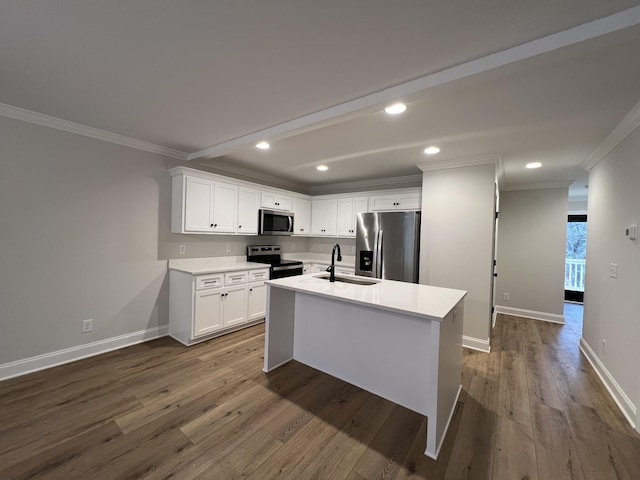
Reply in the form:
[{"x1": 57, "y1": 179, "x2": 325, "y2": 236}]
[{"x1": 271, "y1": 264, "x2": 303, "y2": 272}]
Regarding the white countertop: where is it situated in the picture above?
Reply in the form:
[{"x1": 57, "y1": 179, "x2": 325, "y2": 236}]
[
  {"x1": 283, "y1": 253, "x2": 356, "y2": 268},
  {"x1": 266, "y1": 273, "x2": 466, "y2": 322},
  {"x1": 169, "y1": 256, "x2": 268, "y2": 275}
]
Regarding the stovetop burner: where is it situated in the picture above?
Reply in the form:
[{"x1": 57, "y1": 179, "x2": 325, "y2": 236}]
[{"x1": 247, "y1": 245, "x2": 304, "y2": 279}]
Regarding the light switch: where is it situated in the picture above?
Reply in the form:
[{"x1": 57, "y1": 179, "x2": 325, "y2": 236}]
[{"x1": 609, "y1": 263, "x2": 618, "y2": 279}]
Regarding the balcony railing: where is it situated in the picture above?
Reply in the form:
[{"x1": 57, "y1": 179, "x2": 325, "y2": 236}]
[{"x1": 565, "y1": 258, "x2": 586, "y2": 292}]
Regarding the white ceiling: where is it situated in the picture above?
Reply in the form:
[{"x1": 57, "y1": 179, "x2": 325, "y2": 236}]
[{"x1": 2, "y1": 1, "x2": 640, "y2": 196}]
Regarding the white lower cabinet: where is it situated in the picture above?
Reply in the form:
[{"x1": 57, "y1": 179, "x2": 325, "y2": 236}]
[
  {"x1": 248, "y1": 282, "x2": 267, "y2": 321},
  {"x1": 170, "y1": 267, "x2": 268, "y2": 345},
  {"x1": 194, "y1": 288, "x2": 223, "y2": 336}
]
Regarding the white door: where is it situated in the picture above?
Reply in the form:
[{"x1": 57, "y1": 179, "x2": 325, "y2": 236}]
[
  {"x1": 292, "y1": 198, "x2": 311, "y2": 235},
  {"x1": 247, "y1": 282, "x2": 267, "y2": 321},
  {"x1": 337, "y1": 199, "x2": 354, "y2": 237},
  {"x1": 368, "y1": 194, "x2": 397, "y2": 212},
  {"x1": 194, "y1": 289, "x2": 223, "y2": 336},
  {"x1": 237, "y1": 187, "x2": 259, "y2": 234},
  {"x1": 223, "y1": 285, "x2": 248, "y2": 327},
  {"x1": 397, "y1": 192, "x2": 421, "y2": 210},
  {"x1": 212, "y1": 182, "x2": 238, "y2": 233},
  {"x1": 184, "y1": 177, "x2": 214, "y2": 232}
]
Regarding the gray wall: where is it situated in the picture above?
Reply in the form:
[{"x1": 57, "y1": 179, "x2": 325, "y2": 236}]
[
  {"x1": 0, "y1": 117, "x2": 178, "y2": 364},
  {"x1": 494, "y1": 188, "x2": 568, "y2": 319},
  {"x1": 583, "y1": 126, "x2": 640, "y2": 424},
  {"x1": 419, "y1": 164, "x2": 496, "y2": 347}
]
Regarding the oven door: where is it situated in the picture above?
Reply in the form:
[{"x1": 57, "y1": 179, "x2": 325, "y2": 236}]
[
  {"x1": 270, "y1": 264, "x2": 303, "y2": 279},
  {"x1": 259, "y1": 209, "x2": 294, "y2": 236}
]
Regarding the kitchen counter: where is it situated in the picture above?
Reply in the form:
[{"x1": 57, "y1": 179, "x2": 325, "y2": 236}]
[
  {"x1": 168, "y1": 256, "x2": 267, "y2": 275},
  {"x1": 266, "y1": 273, "x2": 465, "y2": 322},
  {"x1": 264, "y1": 274, "x2": 466, "y2": 459}
]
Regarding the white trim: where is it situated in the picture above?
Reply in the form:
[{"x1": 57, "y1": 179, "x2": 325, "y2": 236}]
[
  {"x1": 579, "y1": 338, "x2": 637, "y2": 430},
  {"x1": 309, "y1": 174, "x2": 422, "y2": 195},
  {"x1": 463, "y1": 335, "x2": 491, "y2": 353},
  {"x1": 188, "y1": 7, "x2": 640, "y2": 161},
  {"x1": 0, "y1": 326, "x2": 169, "y2": 381},
  {"x1": 417, "y1": 154, "x2": 501, "y2": 173},
  {"x1": 431, "y1": 384, "x2": 462, "y2": 459},
  {"x1": 0, "y1": 103, "x2": 189, "y2": 161},
  {"x1": 582, "y1": 98, "x2": 640, "y2": 171},
  {"x1": 500, "y1": 181, "x2": 573, "y2": 192},
  {"x1": 494, "y1": 305, "x2": 565, "y2": 324}
]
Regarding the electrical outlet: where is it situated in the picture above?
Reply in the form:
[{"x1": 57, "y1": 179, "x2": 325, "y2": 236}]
[
  {"x1": 503, "y1": 293, "x2": 510, "y2": 301},
  {"x1": 179, "y1": 244, "x2": 186, "y2": 255},
  {"x1": 351, "y1": 246, "x2": 356, "y2": 254},
  {"x1": 226, "y1": 243, "x2": 232, "y2": 253},
  {"x1": 609, "y1": 263, "x2": 618, "y2": 279},
  {"x1": 81, "y1": 319, "x2": 93, "y2": 333},
  {"x1": 602, "y1": 339, "x2": 606, "y2": 355}
]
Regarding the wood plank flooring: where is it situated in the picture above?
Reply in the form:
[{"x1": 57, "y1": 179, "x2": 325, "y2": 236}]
[{"x1": 1, "y1": 307, "x2": 639, "y2": 479}]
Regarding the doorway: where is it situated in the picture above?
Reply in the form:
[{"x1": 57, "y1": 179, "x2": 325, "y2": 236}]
[{"x1": 565, "y1": 214, "x2": 587, "y2": 303}]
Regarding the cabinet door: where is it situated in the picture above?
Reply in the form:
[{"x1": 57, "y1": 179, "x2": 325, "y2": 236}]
[
  {"x1": 223, "y1": 285, "x2": 248, "y2": 327},
  {"x1": 184, "y1": 177, "x2": 214, "y2": 232},
  {"x1": 368, "y1": 194, "x2": 397, "y2": 212},
  {"x1": 194, "y1": 289, "x2": 223, "y2": 336},
  {"x1": 397, "y1": 192, "x2": 421, "y2": 210},
  {"x1": 336, "y1": 199, "x2": 354, "y2": 237},
  {"x1": 237, "y1": 187, "x2": 259, "y2": 234},
  {"x1": 247, "y1": 282, "x2": 267, "y2": 321},
  {"x1": 261, "y1": 192, "x2": 291, "y2": 211},
  {"x1": 212, "y1": 182, "x2": 238, "y2": 233},
  {"x1": 292, "y1": 197, "x2": 311, "y2": 235},
  {"x1": 311, "y1": 199, "x2": 337, "y2": 236}
]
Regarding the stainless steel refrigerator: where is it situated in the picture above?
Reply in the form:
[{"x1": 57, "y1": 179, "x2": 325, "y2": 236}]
[{"x1": 355, "y1": 211, "x2": 421, "y2": 283}]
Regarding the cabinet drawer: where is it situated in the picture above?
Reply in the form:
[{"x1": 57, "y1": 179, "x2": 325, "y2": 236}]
[
  {"x1": 249, "y1": 269, "x2": 269, "y2": 282},
  {"x1": 225, "y1": 271, "x2": 248, "y2": 285},
  {"x1": 196, "y1": 274, "x2": 223, "y2": 290}
]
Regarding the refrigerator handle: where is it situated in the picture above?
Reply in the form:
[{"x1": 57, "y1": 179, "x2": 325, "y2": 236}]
[{"x1": 376, "y1": 230, "x2": 383, "y2": 278}]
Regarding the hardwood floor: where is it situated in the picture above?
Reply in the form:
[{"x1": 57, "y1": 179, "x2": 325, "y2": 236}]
[{"x1": 1, "y1": 309, "x2": 639, "y2": 479}]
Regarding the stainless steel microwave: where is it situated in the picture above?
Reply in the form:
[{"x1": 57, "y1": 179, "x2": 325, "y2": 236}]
[{"x1": 259, "y1": 209, "x2": 294, "y2": 235}]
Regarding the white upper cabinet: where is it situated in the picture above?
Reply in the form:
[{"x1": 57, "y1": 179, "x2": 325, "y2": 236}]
[
  {"x1": 311, "y1": 199, "x2": 338, "y2": 236},
  {"x1": 183, "y1": 176, "x2": 215, "y2": 232},
  {"x1": 261, "y1": 191, "x2": 292, "y2": 211},
  {"x1": 211, "y1": 181, "x2": 238, "y2": 233},
  {"x1": 292, "y1": 197, "x2": 311, "y2": 236},
  {"x1": 336, "y1": 197, "x2": 368, "y2": 237},
  {"x1": 237, "y1": 187, "x2": 259, "y2": 235},
  {"x1": 368, "y1": 191, "x2": 421, "y2": 211}
]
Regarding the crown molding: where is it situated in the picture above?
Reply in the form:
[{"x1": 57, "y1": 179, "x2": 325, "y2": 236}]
[
  {"x1": 308, "y1": 174, "x2": 422, "y2": 195},
  {"x1": 193, "y1": 161, "x2": 309, "y2": 194},
  {"x1": 582, "y1": 98, "x2": 640, "y2": 171},
  {"x1": 188, "y1": 6, "x2": 640, "y2": 161},
  {"x1": 501, "y1": 181, "x2": 573, "y2": 192},
  {"x1": 417, "y1": 154, "x2": 501, "y2": 172},
  {"x1": 0, "y1": 103, "x2": 189, "y2": 160}
]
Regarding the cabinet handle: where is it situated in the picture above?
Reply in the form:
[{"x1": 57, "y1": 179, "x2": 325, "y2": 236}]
[
  {"x1": 214, "y1": 223, "x2": 218, "y2": 227},
  {"x1": 239, "y1": 225, "x2": 242, "y2": 229},
  {"x1": 250, "y1": 288, "x2": 253, "y2": 292},
  {"x1": 210, "y1": 223, "x2": 214, "y2": 227}
]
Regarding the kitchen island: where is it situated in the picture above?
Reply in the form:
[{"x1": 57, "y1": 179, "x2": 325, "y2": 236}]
[{"x1": 264, "y1": 273, "x2": 466, "y2": 459}]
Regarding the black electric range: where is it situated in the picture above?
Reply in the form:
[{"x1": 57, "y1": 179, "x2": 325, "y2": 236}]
[{"x1": 247, "y1": 245, "x2": 304, "y2": 279}]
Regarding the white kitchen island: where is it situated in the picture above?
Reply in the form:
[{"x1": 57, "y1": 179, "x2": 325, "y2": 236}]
[{"x1": 264, "y1": 273, "x2": 466, "y2": 460}]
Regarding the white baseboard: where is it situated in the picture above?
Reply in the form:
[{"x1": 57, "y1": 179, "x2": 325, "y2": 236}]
[
  {"x1": 463, "y1": 335, "x2": 491, "y2": 353},
  {"x1": 494, "y1": 305, "x2": 565, "y2": 324},
  {"x1": 579, "y1": 338, "x2": 637, "y2": 430},
  {"x1": 0, "y1": 326, "x2": 169, "y2": 381}
]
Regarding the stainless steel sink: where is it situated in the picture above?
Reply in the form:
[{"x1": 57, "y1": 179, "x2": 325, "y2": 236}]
[{"x1": 314, "y1": 274, "x2": 380, "y2": 286}]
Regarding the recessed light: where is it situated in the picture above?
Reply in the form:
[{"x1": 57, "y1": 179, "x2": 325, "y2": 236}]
[
  {"x1": 316, "y1": 165, "x2": 329, "y2": 172},
  {"x1": 256, "y1": 141, "x2": 270, "y2": 150},
  {"x1": 384, "y1": 103, "x2": 407, "y2": 115},
  {"x1": 526, "y1": 162, "x2": 542, "y2": 169},
  {"x1": 423, "y1": 146, "x2": 440, "y2": 155}
]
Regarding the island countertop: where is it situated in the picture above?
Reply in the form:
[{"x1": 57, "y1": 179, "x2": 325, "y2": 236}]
[{"x1": 266, "y1": 273, "x2": 466, "y2": 322}]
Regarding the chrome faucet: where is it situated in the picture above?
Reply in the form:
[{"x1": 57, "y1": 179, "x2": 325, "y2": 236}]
[{"x1": 327, "y1": 243, "x2": 342, "y2": 282}]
